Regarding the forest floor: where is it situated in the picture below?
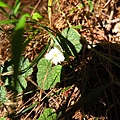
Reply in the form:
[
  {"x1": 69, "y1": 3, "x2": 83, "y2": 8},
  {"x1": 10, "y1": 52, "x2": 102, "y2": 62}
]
[{"x1": 0, "y1": 0, "x2": 120, "y2": 120}]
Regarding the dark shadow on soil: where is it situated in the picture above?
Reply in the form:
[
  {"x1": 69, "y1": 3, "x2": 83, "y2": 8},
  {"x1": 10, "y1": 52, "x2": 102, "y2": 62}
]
[{"x1": 59, "y1": 43, "x2": 120, "y2": 120}]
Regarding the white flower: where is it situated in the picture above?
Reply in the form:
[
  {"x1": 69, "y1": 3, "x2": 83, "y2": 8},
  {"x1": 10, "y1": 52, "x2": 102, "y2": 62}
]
[{"x1": 45, "y1": 47, "x2": 65, "y2": 65}]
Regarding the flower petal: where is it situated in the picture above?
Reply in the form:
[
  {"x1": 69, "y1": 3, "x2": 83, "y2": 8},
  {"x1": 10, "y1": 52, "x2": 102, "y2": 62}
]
[
  {"x1": 52, "y1": 57, "x2": 59, "y2": 65},
  {"x1": 45, "y1": 47, "x2": 65, "y2": 65},
  {"x1": 45, "y1": 53, "x2": 53, "y2": 60}
]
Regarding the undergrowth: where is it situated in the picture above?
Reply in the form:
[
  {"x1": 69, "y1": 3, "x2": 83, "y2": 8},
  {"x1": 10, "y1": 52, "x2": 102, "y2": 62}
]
[{"x1": 0, "y1": 0, "x2": 120, "y2": 120}]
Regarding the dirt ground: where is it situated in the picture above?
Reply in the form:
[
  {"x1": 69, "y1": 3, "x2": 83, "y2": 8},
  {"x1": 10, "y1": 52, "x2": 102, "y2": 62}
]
[{"x1": 0, "y1": 0, "x2": 120, "y2": 120}]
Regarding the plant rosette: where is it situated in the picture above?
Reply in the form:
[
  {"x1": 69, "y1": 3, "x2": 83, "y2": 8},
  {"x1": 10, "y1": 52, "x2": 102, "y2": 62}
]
[{"x1": 45, "y1": 47, "x2": 65, "y2": 65}]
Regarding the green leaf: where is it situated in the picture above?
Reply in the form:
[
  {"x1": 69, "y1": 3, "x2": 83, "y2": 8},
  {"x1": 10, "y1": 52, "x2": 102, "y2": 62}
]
[
  {"x1": 37, "y1": 58, "x2": 62, "y2": 90},
  {"x1": 71, "y1": 25, "x2": 82, "y2": 29},
  {"x1": 21, "y1": 43, "x2": 50, "y2": 74},
  {"x1": 22, "y1": 102, "x2": 38, "y2": 113},
  {"x1": 1, "y1": 57, "x2": 32, "y2": 93},
  {"x1": 19, "y1": 57, "x2": 33, "y2": 75},
  {"x1": 53, "y1": 33, "x2": 73, "y2": 58},
  {"x1": 88, "y1": 0, "x2": 94, "y2": 12},
  {"x1": 0, "y1": 86, "x2": 8, "y2": 104},
  {"x1": 61, "y1": 28, "x2": 82, "y2": 53},
  {"x1": 11, "y1": 14, "x2": 27, "y2": 90},
  {"x1": 16, "y1": 57, "x2": 32, "y2": 93},
  {"x1": 14, "y1": 14, "x2": 27, "y2": 31},
  {"x1": 13, "y1": 0, "x2": 21, "y2": 15},
  {"x1": 32, "y1": 12, "x2": 43, "y2": 21},
  {"x1": 0, "y1": 59, "x2": 13, "y2": 86},
  {"x1": 69, "y1": 8, "x2": 75, "y2": 13},
  {"x1": 0, "y1": 117, "x2": 5, "y2": 120},
  {"x1": 77, "y1": 4, "x2": 84, "y2": 9},
  {"x1": 0, "y1": 1, "x2": 9, "y2": 7},
  {"x1": 37, "y1": 108, "x2": 57, "y2": 120},
  {"x1": 0, "y1": 19, "x2": 18, "y2": 25}
]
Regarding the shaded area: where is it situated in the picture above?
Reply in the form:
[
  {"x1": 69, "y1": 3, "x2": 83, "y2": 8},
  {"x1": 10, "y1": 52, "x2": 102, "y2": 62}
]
[{"x1": 0, "y1": 0, "x2": 120, "y2": 120}]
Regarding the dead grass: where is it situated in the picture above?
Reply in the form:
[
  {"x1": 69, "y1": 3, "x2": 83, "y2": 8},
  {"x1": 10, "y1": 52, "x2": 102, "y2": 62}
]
[{"x1": 0, "y1": 0, "x2": 120, "y2": 120}]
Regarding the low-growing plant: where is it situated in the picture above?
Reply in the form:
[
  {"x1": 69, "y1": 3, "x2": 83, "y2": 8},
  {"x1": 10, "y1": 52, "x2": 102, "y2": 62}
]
[
  {"x1": 0, "y1": 0, "x2": 120, "y2": 120},
  {"x1": 0, "y1": 0, "x2": 83, "y2": 118}
]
